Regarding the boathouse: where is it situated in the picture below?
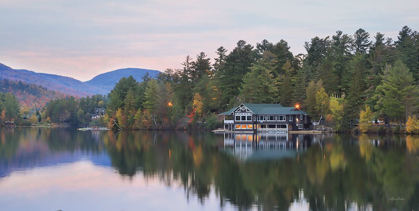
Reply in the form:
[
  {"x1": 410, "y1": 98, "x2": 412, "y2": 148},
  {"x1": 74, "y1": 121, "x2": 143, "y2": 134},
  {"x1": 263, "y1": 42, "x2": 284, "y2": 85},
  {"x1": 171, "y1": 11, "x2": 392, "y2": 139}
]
[
  {"x1": 4, "y1": 121, "x2": 15, "y2": 129},
  {"x1": 219, "y1": 103, "x2": 310, "y2": 132}
]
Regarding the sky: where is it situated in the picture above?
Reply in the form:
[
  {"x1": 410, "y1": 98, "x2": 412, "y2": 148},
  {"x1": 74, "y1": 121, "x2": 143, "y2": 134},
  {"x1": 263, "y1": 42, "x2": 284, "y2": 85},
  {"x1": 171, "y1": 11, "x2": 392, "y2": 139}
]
[{"x1": 0, "y1": 0, "x2": 418, "y2": 81}]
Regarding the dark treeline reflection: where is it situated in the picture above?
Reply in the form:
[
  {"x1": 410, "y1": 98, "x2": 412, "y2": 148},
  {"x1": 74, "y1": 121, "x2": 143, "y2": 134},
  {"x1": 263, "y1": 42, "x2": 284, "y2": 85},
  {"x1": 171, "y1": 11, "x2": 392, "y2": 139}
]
[{"x1": 1, "y1": 129, "x2": 419, "y2": 210}]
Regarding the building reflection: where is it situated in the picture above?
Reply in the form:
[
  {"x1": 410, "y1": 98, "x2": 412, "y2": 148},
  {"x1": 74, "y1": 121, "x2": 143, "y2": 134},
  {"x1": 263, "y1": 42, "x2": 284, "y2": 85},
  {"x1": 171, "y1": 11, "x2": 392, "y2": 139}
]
[{"x1": 222, "y1": 133, "x2": 317, "y2": 161}]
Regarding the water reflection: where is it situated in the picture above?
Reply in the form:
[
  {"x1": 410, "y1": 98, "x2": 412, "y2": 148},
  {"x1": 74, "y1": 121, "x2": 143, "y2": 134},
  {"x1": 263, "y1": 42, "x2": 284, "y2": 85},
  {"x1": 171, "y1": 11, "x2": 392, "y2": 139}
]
[{"x1": 0, "y1": 129, "x2": 418, "y2": 211}]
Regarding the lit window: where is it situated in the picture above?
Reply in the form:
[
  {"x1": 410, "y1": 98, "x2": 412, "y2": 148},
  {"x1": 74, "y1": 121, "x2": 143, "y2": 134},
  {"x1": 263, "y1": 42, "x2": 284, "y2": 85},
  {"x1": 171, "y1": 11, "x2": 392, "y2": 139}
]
[
  {"x1": 236, "y1": 125, "x2": 241, "y2": 129},
  {"x1": 241, "y1": 125, "x2": 247, "y2": 129},
  {"x1": 247, "y1": 124, "x2": 253, "y2": 129}
]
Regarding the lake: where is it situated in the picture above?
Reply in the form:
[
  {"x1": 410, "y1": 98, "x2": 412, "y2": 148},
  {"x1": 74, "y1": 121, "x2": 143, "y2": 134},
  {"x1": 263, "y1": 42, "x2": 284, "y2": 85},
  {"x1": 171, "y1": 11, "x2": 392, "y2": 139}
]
[{"x1": 0, "y1": 129, "x2": 418, "y2": 211}]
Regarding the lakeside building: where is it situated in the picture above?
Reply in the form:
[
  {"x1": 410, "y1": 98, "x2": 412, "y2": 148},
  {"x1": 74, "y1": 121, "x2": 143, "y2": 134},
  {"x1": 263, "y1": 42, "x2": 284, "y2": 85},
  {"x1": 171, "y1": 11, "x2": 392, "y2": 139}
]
[{"x1": 219, "y1": 103, "x2": 311, "y2": 133}]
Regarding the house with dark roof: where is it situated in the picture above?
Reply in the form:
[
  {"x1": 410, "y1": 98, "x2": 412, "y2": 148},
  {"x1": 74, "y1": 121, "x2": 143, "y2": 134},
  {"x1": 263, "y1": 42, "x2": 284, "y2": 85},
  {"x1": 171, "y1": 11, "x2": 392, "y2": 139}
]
[{"x1": 219, "y1": 103, "x2": 311, "y2": 133}]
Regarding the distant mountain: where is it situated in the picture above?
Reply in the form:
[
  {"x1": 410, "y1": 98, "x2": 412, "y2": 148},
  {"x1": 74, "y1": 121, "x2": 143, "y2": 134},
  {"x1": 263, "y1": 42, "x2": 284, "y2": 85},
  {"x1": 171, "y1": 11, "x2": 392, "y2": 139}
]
[
  {"x1": 0, "y1": 63, "x2": 108, "y2": 96},
  {"x1": 0, "y1": 63, "x2": 160, "y2": 96},
  {"x1": 85, "y1": 68, "x2": 160, "y2": 92}
]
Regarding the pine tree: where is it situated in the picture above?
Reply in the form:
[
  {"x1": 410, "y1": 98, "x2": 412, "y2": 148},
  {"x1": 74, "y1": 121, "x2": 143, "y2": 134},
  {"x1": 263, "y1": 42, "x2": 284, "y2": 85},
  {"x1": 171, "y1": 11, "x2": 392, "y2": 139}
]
[
  {"x1": 292, "y1": 66, "x2": 308, "y2": 105},
  {"x1": 374, "y1": 60, "x2": 419, "y2": 123},
  {"x1": 342, "y1": 55, "x2": 367, "y2": 129},
  {"x1": 143, "y1": 79, "x2": 159, "y2": 126},
  {"x1": 239, "y1": 52, "x2": 278, "y2": 103},
  {"x1": 280, "y1": 61, "x2": 294, "y2": 106},
  {"x1": 353, "y1": 28, "x2": 372, "y2": 54}
]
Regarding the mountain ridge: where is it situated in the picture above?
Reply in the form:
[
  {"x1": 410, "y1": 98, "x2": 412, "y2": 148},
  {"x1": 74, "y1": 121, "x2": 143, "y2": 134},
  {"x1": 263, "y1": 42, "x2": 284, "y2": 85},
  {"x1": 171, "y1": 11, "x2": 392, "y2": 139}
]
[{"x1": 0, "y1": 63, "x2": 160, "y2": 96}]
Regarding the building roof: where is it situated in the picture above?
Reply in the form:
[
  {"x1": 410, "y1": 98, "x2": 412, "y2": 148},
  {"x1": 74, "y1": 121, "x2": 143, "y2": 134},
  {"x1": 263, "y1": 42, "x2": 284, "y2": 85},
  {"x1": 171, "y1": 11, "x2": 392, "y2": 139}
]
[{"x1": 219, "y1": 103, "x2": 307, "y2": 115}]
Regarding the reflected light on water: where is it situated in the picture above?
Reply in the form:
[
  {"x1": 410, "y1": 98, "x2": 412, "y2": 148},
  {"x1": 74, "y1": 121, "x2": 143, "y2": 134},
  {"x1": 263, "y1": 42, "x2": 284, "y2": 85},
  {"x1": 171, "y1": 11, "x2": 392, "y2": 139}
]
[{"x1": 0, "y1": 161, "x2": 224, "y2": 211}]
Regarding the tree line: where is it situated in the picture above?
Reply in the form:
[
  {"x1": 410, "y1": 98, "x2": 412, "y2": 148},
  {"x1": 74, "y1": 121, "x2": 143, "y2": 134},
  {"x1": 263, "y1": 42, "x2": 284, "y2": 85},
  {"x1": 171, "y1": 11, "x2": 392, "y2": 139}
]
[
  {"x1": 106, "y1": 26, "x2": 419, "y2": 132},
  {"x1": 42, "y1": 94, "x2": 108, "y2": 126}
]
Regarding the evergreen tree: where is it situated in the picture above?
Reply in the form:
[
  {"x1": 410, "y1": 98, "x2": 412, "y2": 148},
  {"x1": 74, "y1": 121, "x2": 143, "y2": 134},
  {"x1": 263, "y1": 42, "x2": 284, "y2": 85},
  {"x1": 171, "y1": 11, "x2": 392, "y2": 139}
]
[
  {"x1": 304, "y1": 36, "x2": 330, "y2": 69},
  {"x1": 395, "y1": 26, "x2": 419, "y2": 81},
  {"x1": 239, "y1": 53, "x2": 278, "y2": 103},
  {"x1": 374, "y1": 60, "x2": 419, "y2": 123},
  {"x1": 190, "y1": 52, "x2": 211, "y2": 82},
  {"x1": 330, "y1": 30, "x2": 353, "y2": 93},
  {"x1": 292, "y1": 65, "x2": 308, "y2": 105},
  {"x1": 353, "y1": 28, "x2": 372, "y2": 54},
  {"x1": 218, "y1": 40, "x2": 256, "y2": 108},
  {"x1": 213, "y1": 46, "x2": 227, "y2": 72},
  {"x1": 108, "y1": 76, "x2": 138, "y2": 114},
  {"x1": 342, "y1": 55, "x2": 367, "y2": 129},
  {"x1": 280, "y1": 61, "x2": 294, "y2": 106},
  {"x1": 143, "y1": 79, "x2": 159, "y2": 126}
]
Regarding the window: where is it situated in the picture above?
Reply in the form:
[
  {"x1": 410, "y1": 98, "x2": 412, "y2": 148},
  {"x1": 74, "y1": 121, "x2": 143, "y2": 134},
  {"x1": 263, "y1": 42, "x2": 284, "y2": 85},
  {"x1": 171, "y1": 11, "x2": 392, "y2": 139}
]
[
  {"x1": 278, "y1": 115, "x2": 285, "y2": 121},
  {"x1": 298, "y1": 124, "x2": 304, "y2": 129},
  {"x1": 247, "y1": 124, "x2": 253, "y2": 129},
  {"x1": 235, "y1": 124, "x2": 241, "y2": 129},
  {"x1": 277, "y1": 124, "x2": 286, "y2": 128},
  {"x1": 236, "y1": 116, "x2": 240, "y2": 121},
  {"x1": 289, "y1": 115, "x2": 293, "y2": 122},
  {"x1": 268, "y1": 125, "x2": 276, "y2": 128},
  {"x1": 241, "y1": 125, "x2": 247, "y2": 129},
  {"x1": 261, "y1": 125, "x2": 267, "y2": 128},
  {"x1": 300, "y1": 115, "x2": 304, "y2": 121},
  {"x1": 247, "y1": 116, "x2": 252, "y2": 121},
  {"x1": 269, "y1": 116, "x2": 275, "y2": 121},
  {"x1": 241, "y1": 116, "x2": 246, "y2": 121}
]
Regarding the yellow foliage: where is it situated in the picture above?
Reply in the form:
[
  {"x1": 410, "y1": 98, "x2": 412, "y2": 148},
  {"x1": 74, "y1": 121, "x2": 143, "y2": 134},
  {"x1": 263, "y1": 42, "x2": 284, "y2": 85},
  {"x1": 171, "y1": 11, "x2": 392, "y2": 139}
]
[
  {"x1": 192, "y1": 93, "x2": 204, "y2": 116},
  {"x1": 29, "y1": 114, "x2": 38, "y2": 125},
  {"x1": 328, "y1": 97, "x2": 344, "y2": 131},
  {"x1": 406, "y1": 116, "x2": 418, "y2": 134},
  {"x1": 115, "y1": 108, "x2": 126, "y2": 129},
  {"x1": 359, "y1": 105, "x2": 373, "y2": 133}
]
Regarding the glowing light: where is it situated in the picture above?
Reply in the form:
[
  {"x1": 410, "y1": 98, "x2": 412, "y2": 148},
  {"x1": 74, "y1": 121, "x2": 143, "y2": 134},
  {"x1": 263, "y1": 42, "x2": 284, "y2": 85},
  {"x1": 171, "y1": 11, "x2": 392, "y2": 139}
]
[
  {"x1": 295, "y1": 104, "x2": 300, "y2": 109},
  {"x1": 168, "y1": 102, "x2": 173, "y2": 107}
]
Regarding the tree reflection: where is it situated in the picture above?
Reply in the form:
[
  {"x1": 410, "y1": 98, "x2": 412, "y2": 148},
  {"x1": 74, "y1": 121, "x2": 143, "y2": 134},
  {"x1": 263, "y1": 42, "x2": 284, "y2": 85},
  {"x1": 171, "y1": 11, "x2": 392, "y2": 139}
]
[{"x1": 0, "y1": 129, "x2": 418, "y2": 210}]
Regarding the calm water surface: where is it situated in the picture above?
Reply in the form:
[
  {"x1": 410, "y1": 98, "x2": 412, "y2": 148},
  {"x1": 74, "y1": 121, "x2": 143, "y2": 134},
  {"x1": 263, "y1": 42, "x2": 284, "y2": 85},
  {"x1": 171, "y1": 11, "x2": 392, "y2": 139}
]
[{"x1": 0, "y1": 129, "x2": 418, "y2": 211}]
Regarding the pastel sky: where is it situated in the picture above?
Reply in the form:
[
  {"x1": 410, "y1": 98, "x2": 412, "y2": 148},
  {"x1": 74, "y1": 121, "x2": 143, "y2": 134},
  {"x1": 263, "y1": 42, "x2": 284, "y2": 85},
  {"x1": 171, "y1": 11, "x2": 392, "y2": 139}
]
[{"x1": 0, "y1": 0, "x2": 418, "y2": 81}]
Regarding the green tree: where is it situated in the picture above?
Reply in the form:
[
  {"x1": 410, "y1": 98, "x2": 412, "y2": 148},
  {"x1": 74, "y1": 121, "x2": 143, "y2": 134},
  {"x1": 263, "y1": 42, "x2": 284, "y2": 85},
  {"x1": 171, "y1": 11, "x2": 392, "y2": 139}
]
[
  {"x1": 292, "y1": 64, "x2": 308, "y2": 105},
  {"x1": 143, "y1": 79, "x2": 159, "y2": 126},
  {"x1": 218, "y1": 40, "x2": 256, "y2": 108},
  {"x1": 305, "y1": 80, "x2": 323, "y2": 120},
  {"x1": 239, "y1": 52, "x2": 278, "y2": 103},
  {"x1": 353, "y1": 28, "x2": 371, "y2": 54},
  {"x1": 280, "y1": 61, "x2": 294, "y2": 106},
  {"x1": 343, "y1": 55, "x2": 367, "y2": 129},
  {"x1": 108, "y1": 76, "x2": 138, "y2": 115},
  {"x1": 374, "y1": 60, "x2": 419, "y2": 123}
]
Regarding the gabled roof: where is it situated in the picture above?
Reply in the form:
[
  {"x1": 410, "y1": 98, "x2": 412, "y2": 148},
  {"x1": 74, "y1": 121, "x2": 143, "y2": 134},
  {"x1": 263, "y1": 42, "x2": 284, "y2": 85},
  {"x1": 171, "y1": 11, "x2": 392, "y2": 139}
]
[{"x1": 219, "y1": 103, "x2": 307, "y2": 115}]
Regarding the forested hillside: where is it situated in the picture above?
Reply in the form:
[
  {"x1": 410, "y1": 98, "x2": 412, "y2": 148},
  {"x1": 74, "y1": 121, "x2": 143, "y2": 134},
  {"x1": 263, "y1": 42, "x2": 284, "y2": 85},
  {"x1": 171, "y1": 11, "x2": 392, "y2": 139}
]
[
  {"x1": 0, "y1": 79, "x2": 66, "y2": 115},
  {"x1": 105, "y1": 26, "x2": 419, "y2": 132}
]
